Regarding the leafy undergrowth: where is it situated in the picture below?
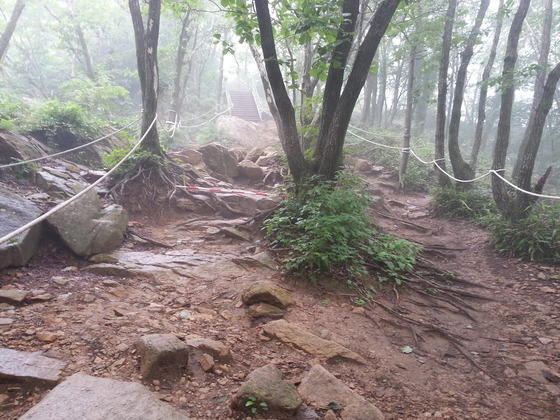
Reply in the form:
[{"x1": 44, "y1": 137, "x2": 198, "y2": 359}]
[
  {"x1": 484, "y1": 202, "x2": 560, "y2": 264},
  {"x1": 264, "y1": 174, "x2": 419, "y2": 287},
  {"x1": 431, "y1": 187, "x2": 496, "y2": 220}
]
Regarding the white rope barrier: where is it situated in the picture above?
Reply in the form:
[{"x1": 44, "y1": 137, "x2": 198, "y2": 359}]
[
  {"x1": 0, "y1": 116, "x2": 158, "y2": 246},
  {"x1": 0, "y1": 117, "x2": 142, "y2": 170},
  {"x1": 347, "y1": 127, "x2": 560, "y2": 200},
  {"x1": 178, "y1": 106, "x2": 233, "y2": 129}
]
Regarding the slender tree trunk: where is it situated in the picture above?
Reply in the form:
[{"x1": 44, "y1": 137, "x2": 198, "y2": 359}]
[
  {"x1": 386, "y1": 57, "x2": 404, "y2": 128},
  {"x1": 361, "y1": 73, "x2": 374, "y2": 124},
  {"x1": 399, "y1": 43, "x2": 417, "y2": 189},
  {"x1": 65, "y1": 0, "x2": 96, "y2": 81},
  {"x1": 434, "y1": 0, "x2": 457, "y2": 187},
  {"x1": 376, "y1": 47, "x2": 387, "y2": 127},
  {"x1": 216, "y1": 41, "x2": 225, "y2": 108},
  {"x1": 254, "y1": 0, "x2": 308, "y2": 184},
  {"x1": 370, "y1": 67, "x2": 378, "y2": 125},
  {"x1": 0, "y1": 0, "x2": 25, "y2": 63},
  {"x1": 512, "y1": 0, "x2": 553, "y2": 180},
  {"x1": 448, "y1": 0, "x2": 489, "y2": 186},
  {"x1": 249, "y1": 42, "x2": 280, "y2": 128},
  {"x1": 491, "y1": 0, "x2": 531, "y2": 219},
  {"x1": 512, "y1": 61, "x2": 560, "y2": 216},
  {"x1": 170, "y1": 9, "x2": 192, "y2": 119},
  {"x1": 129, "y1": 0, "x2": 162, "y2": 155},
  {"x1": 471, "y1": 0, "x2": 504, "y2": 170},
  {"x1": 129, "y1": 0, "x2": 146, "y2": 98}
]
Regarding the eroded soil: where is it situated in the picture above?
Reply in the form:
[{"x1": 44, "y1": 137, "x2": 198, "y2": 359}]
[{"x1": 0, "y1": 176, "x2": 559, "y2": 420}]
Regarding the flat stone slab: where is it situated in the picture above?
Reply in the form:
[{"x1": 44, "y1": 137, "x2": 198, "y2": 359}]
[
  {"x1": 0, "y1": 289, "x2": 29, "y2": 305},
  {"x1": 263, "y1": 320, "x2": 366, "y2": 364},
  {"x1": 0, "y1": 348, "x2": 66, "y2": 385},
  {"x1": 242, "y1": 281, "x2": 293, "y2": 308},
  {"x1": 20, "y1": 373, "x2": 190, "y2": 420}
]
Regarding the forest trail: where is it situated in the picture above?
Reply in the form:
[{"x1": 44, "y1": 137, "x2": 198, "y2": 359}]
[{"x1": 0, "y1": 175, "x2": 559, "y2": 420}]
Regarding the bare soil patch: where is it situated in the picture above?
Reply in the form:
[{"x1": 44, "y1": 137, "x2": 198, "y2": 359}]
[{"x1": 0, "y1": 176, "x2": 559, "y2": 419}]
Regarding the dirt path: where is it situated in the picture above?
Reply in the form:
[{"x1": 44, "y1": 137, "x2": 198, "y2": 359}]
[{"x1": 0, "y1": 180, "x2": 559, "y2": 419}]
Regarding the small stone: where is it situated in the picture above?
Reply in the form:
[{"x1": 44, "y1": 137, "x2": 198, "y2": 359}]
[
  {"x1": 62, "y1": 266, "x2": 78, "y2": 272},
  {"x1": 242, "y1": 281, "x2": 293, "y2": 309},
  {"x1": 0, "y1": 318, "x2": 14, "y2": 325},
  {"x1": 52, "y1": 277, "x2": 70, "y2": 286},
  {"x1": 36, "y1": 332, "x2": 60, "y2": 343},
  {"x1": 185, "y1": 338, "x2": 232, "y2": 363},
  {"x1": 324, "y1": 410, "x2": 337, "y2": 420},
  {"x1": 31, "y1": 294, "x2": 53, "y2": 302},
  {"x1": 199, "y1": 354, "x2": 215, "y2": 372},
  {"x1": 116, "y1": 343, "x2": 129, "y2": 353},
  {"x1": 540, "y1": 286, "x2": 555, "y2": 293},
  {"x1": 84, "y1": 294, "x2": 96, "y2": 303},
  {"x1": 220, "y1": 310, "x2": 233, "y2": 320},
  {"x1": 113, "y1": 308, "x2": 126, "y2": 317},
  {"x1": 538, "y1": 337, "x2": 553, "y2": 345},
  {"x1": 0, "y1": 289, "x2": 29, "y2": 305},
  {"x1": 352, "y1": 307, "x2": 365, "y2": 314},
  {"x1": 102, "y1": 280, "x2": 120, "y2": 287},
  {"x1": 135, "y1": 334, "x2": 188, "y2": 380}
]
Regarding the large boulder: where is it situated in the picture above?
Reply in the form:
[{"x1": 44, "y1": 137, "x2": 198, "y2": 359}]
[
  {"x1": 0, "y1": 187, "x2": 42, "y2": 268},
  {"x1": 238, "y1": 159, "x2": 264, "y2": 181},
  {"x1": 0, "y1": 131, "x2": 50, "y2": 164},
  {"x1": 198, "y1": 143, "x2": 239, "y2": 179},
  {"x1": 19, "y1": 373, "x2": 189, "y2": 420},
  {"x1": 47, "y1": 189, "x2": 128, "y2": 257}
]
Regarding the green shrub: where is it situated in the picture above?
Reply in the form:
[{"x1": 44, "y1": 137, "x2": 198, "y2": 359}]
[
  {"x1": 431, "y1": 187, "x2": 496, "y2": 220},
  {"x1": 24, "y1": 100, "x2": 100, "y2": 149},
  {"x1": 103, "y1": 146, "x2": 164, "y2": 180},
  {"x1": 0, "y1": 90, "x2": 26, "y2": 131},
  {"x1": 484, "y1": 202, "x2": 560, "y2": 264},
  {"x1": 264, "y1": 173, "x2": 419, "y2": 285}
]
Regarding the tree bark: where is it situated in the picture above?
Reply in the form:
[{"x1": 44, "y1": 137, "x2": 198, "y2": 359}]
[
  {"x1": 471, "y1": 0, "x2": 504, "y2": 170},
  {"x1": 399, "y1": 43, "x2": 417, "y2": 189},
  {"x1": 0, "y1": 0, "x2": 26, "y2": 63},
  {"x1": 491, "y1": 0, "x2": 531, "y2": 219},
  {"x1": 129, "y1": 0, "x2": 147, "y2": 98},
  {"x1": 361, "y1": 73, "x2": 374, "y2": 125},
  {"x1": 448, "y1": 0, "x2": 489, "y2": 186},
  {"x1": 254, "y1": 0, "x2": 308, "y2": 185},
  {"x1": 512, "y1": 0, "x2": 553, "y2": 181},
  {"x1": 513, "y1": 61, "x2": 560, "y2": 216},
  {"x1": 170, "y1": 8, "x2": 192, "y2": 120},
  {"x1": 434, "y1": 0, "x2": 457, "y2": 187},
  {"x1": 129, "y1": 0, "x2": 162, "y2": 155},
  {"x1": 376, "y1": 46, "x2": 387, "y2": 127}
]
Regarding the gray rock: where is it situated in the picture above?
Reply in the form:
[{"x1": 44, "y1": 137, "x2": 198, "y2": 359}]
[
  {"x1": 0, "y1": 131, "x2": 50, "y2": 164},
  {"x1": 230, "y1": 147, "x2": 249, "y2": 163},
  {"x1": 47, "y1": 189, "x2": 128, "y2": 257},
  {"x1": 238, "y1": 159, "x2": 265, "y2": 181},
  {"x1": 0, "y1": 187, "x2": 42, "y2": 268},
  {"x1": 242, "y1": 281, "x2": 294, "y2": 308},
  {"x1": 232, "y1": 364, "x2": 302, "y2": 416},
  {"x1": 354, "y1": 159, "x2": 372, "y2": 173},
  {"x1": 34, "y1": 170, "x2": 86, "y2": 196},
  {"x1": 298, "y1": 365, "x2": 384, "y2": 420},
  {"x1": 185, "y1": 338, "x2": 232, "y2": 363},
  {"x1": 19, "y1": 373, "x2": 189, "y2": 420},
  {"x1": 256, "y1": 153, "x2": 277, "y2": 167},
  {"x1": 198, "y1": 143, "x2": 239, "y2": 178},
  {"x1": 170, "y1": 149, "x2": 205, "y2": 167},
  {"x1": 135, "y1": 334, "x2": 188, "y2": 380},
  {"x1": 0, "y1": 289, "x2": 29, "y2": 305},
  {"x1": 220, "y1": 227, "x2": 251, "y2": 242},
  {"x1": 263, "y1": 320, "x2": 366, "y2": 364},
  {"x1": 246, "y1": 147, "x2": 265, "y2": 162},
  {"x1": 0, "y1": 348, "x2": 66, "y2": 385}
]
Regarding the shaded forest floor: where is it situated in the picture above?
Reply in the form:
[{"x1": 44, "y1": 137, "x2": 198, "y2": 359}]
[{"x1": 0, "y1": 173, "x2": 559, "y2": 419}]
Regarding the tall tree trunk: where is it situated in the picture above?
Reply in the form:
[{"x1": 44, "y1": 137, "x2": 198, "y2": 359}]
[
  {"x1": 386, "y1": 57, "x2": 404, "y2": 128},
  {"x1": 434, "y1": 0, "x2": 457, "y2": 187},
  {"x1": 399, "y1": 43, "x2": 417, "y2": 189},
  {"x1": 65, "y1": 0, "x2": 96, "y2": 81},
  {"x1": 129, "y1": 0, "x2": 162, "y2": 155},
  {"x1": 512, "y1": 0, "x2": 553, "y2": 180},
  {"x1": 448, "y1": 0, "x2": 489, "y2": 186},
  {"x1": 170, "y1": 9, "x2": 192, "y2": 120},
  {"x1": 129, "y1": 0, "x2": 146, "y2": 98},
  {"x1": 471, "y1": 0, "x2": 504, "y2": 170},
  {"x1": 370, "y1": 67, "x2": 378, "y2": 125},
  {"x1": 512, "y1": 61, "x2": 560, "y2": 216},
  {"x1": 254, "y1": 0, "x2": 308, "y2": 184},
  {"x1": 216, "y1": 40, "x2": 225, "y2": 108},
  {"x1": 491, "y1": 0, "x2": 531, "y2": 219},
  {"x1": 361, "y1": 73, "x2": 374, "y2": 125},
  {"x1": 376, "y1": 46, "x2": 387, "y2": 127},
  {"x1": 0, "y1": 0, "x2": 26, "y2": 63},
  {"x1": 300, "y1": 41, "x2": 320, "y2": 150}
]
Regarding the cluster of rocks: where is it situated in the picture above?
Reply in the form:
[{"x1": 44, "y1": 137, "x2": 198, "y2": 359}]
[{"x1": 170, "y1": 142, "x2": 283, "y2": 186}]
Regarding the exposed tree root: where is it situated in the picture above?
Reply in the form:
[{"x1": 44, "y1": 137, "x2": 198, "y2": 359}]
[{"x1": 128, "y1": 228, "x2": 174, "y2": 248}]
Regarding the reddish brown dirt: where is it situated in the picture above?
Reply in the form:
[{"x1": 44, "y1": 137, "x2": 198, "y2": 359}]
[{"x1": 0, "y1": 177, "x2": 559, "y2": 420}]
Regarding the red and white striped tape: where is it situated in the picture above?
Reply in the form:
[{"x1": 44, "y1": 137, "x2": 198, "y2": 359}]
[{"x1": 176, "y1": 185, "x2": 288, "y2": 198}]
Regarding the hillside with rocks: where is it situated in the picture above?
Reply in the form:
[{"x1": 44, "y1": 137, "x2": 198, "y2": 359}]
[{"x1": 0, "y1": 121, "x2": 559, "y2": 420}]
